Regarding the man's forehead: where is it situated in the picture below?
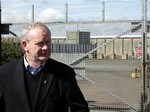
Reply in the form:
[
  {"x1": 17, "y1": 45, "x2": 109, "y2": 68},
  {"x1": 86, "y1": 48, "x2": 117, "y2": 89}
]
[{"x1": 28, "y1": 27, "x2": 50, "y2": 36}]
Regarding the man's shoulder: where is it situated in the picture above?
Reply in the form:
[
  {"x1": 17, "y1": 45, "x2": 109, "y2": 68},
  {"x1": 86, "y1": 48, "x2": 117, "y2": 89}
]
[
  {"x1": 0, "y1": 58, "x2": 22, "y2": 70},
  {"x1": 46, "y1": 58, "x2": 75, "y2": 78},
  {"x1": 47, "y1": 58, "x2": 73, "y2": 70}
]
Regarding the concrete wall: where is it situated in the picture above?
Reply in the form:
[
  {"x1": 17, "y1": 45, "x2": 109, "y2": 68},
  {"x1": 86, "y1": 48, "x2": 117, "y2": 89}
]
[
  {"x1": 2, "y1": 37, "x2": 148, "y2": 59},
  {"x1": 90, "y1": 38, "x2": 147, "y2": 59}
]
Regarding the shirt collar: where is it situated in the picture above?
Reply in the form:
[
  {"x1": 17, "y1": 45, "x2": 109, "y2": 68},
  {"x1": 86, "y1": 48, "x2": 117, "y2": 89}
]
[{"x1": 24, "y1": 56, "x2": 46, "y2": 70}]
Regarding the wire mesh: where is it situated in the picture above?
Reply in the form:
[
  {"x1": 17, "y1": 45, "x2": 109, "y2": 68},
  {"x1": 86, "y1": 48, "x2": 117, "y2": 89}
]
[{"x1": 2, "y1": 20, "x2": 150, "y2": 112}]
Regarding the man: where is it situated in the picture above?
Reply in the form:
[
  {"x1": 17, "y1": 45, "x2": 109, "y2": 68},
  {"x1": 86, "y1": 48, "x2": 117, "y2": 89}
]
[
  {"x1": 145, "y1": 102, "x2": 150, "y2": 112},
  {"x1": 0, "y1": 22, "x2": 89, "y2": 112}
]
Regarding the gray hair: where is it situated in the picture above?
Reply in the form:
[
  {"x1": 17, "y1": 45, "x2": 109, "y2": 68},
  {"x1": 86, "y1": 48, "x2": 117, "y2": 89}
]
[{"x1": 21, "y1": 22, "x2": 50, "y2": 40}]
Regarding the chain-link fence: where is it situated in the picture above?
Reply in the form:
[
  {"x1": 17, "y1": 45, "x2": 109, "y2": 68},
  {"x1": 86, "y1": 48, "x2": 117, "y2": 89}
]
[{"x1": 2, "y1": 1, "x2": 150, "y2": 112}]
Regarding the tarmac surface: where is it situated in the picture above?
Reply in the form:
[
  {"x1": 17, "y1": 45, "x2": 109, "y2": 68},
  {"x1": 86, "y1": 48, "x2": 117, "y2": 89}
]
[{"x1": 75, "y1": 59, "x2": 142, "y2": 112}]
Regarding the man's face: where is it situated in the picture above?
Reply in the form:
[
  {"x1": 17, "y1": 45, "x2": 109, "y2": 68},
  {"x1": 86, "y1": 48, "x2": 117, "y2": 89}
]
[{"x1": 22, "y1": 27, "x2": 51, "y2": 64}]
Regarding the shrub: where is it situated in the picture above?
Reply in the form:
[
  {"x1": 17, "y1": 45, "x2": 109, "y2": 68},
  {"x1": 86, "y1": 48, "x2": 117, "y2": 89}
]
[{"x1": 1, "y1": 42, "x2": 24, "y2": 64}]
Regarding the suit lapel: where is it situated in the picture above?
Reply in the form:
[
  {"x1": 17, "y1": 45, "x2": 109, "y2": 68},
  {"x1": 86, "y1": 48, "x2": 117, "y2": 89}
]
[
  {"x1": 33, "y1": 71, "x2": 54, "y2": 111},
  {"x1": 33, "y1": 59, "x2": 55, "y2": 111},
  {"x1": 13, "y1": 58, "x2": 55, "y2": 112},
  {"x1": 13, "y1": 59, "x2": 31, "y2": 112}
]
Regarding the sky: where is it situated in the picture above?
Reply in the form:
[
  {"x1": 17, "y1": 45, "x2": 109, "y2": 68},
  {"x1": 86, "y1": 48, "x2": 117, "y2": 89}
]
[{"x1": 0, "y1": 0, "x2": 150, "y2": 23}]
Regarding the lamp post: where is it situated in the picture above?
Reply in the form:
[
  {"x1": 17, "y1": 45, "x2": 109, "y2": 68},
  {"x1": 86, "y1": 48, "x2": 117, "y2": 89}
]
[
  {"x1": 0, "y1": 1, "x2": 13, "y2": 65},
  {"x1": 0, "y1": 0, "x2": 2, "y2": 65}
]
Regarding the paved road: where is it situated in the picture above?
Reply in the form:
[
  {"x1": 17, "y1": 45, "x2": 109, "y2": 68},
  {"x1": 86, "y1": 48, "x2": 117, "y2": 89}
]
[{"x1": 75, "y1": 59, "x2": 142, "y2": 112}]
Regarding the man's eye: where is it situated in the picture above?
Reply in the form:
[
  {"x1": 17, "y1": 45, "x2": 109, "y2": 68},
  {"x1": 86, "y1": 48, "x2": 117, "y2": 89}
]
[
  {"x1": 46, "y1": 42, "x2": 51, "y2": 44},
  {"x1": 36, "y1": 42, "x2": 43, "y2": 46},
  {"x1": 36, "y1": 42, "x2": 50, "y2": 46}
]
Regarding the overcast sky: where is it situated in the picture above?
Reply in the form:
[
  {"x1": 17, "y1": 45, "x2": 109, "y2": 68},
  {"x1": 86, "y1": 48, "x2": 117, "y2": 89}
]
[{"x1": 1, "y1": 0, "x2": 150, "y2": 23}]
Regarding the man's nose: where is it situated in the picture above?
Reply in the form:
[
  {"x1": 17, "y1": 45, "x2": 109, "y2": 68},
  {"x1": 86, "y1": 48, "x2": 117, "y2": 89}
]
[{"x1": 42, "y1": 43, "x2": 50, "y2": 49}]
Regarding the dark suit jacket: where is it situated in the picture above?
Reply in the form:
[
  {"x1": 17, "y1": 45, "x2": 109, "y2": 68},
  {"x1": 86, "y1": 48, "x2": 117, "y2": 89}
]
[
  {"x1": 0, "y1": 58, "x2": 89, "y2": 112},
  {"x1": 145, "y1": 102, "x2": 150, "y2": 112}
]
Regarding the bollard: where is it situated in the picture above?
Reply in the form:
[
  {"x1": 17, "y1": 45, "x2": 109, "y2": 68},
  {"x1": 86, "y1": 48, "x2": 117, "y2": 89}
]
[{"x1": 131, "y1": 68, "x2": 141, "y2": 78}]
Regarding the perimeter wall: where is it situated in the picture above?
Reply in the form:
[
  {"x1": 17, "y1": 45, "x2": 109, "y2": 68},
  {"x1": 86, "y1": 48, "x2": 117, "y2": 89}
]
[{"x1": 1, "y1": 37, "x2": 149, "y2": 59}]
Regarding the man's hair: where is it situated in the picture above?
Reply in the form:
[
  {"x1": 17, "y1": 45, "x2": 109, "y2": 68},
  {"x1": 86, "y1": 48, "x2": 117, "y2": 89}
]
[{"x1": 21, "y1": 22, "x2": 51, "y2": 41}]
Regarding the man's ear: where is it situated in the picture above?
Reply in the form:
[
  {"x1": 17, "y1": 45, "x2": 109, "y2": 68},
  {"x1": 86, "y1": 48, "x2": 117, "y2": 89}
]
[{"x1": 21, "y1": 40, "x2": 28, "y2": 51}]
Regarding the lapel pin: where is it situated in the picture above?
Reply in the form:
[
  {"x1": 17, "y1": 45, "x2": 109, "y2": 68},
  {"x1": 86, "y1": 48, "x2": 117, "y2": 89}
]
[{"x1": 44, "y1": 80, "x2": 48, "y2": 85}]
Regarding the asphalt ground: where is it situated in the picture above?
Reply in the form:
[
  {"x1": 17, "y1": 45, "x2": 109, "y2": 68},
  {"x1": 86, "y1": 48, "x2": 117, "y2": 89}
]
[{"x1": 76, "y1": 59, "x2": 142, "y2": 112}]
